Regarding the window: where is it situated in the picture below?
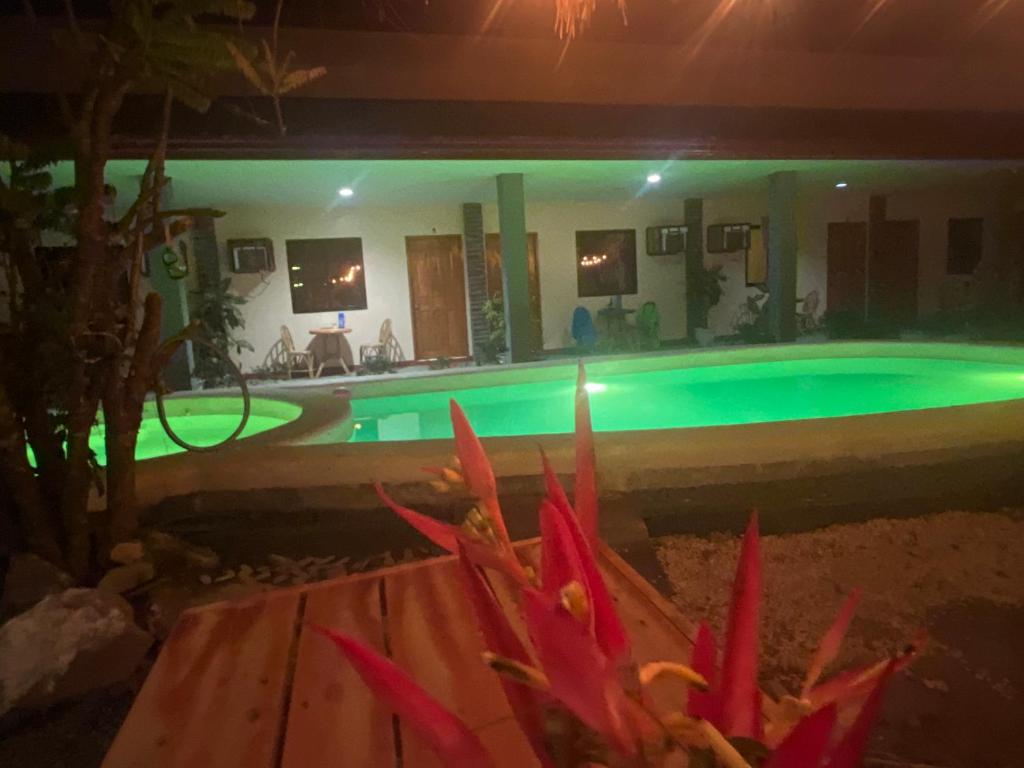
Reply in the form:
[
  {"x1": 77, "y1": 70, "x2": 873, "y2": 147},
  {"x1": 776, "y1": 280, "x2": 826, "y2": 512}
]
[
  {"x1": 576, "y1": 229, "x2": 638, "y2": 297},
  {"x1": 947, "y1": 218, "x2": 983, "y2": 275},
  {"x1": 285, "y1": 238, "x2": 367, "y2": 313}
]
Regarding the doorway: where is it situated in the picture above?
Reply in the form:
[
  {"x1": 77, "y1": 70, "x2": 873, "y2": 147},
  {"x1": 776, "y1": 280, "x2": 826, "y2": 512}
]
[
  {"x1": 484, "y1": 232, "x2": 543, "y2": 353},
  {"x1": 406, "y1": 235, "x2": 469, "y2": 360},
  {"x1": 827, "y1": 222, "x2": 868, "y2": 316},
  {"x1": 868, "y1": 219, "x2": 920, "y2": 324}
]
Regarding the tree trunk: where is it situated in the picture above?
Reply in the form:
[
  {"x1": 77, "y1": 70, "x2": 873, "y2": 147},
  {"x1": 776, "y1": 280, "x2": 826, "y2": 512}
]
[
  {"x1": 102, "y1": 396, "x2": 140, "y2": 549},
  {"x1": 103, "y1": 292, "x2": 164, "y2": 549},
  {"x1": 0, "y1": 382, "x2": 63, "y2": 566},
  {"x1": 58, "y1": 86, "x2": 127, "y2": 578}
]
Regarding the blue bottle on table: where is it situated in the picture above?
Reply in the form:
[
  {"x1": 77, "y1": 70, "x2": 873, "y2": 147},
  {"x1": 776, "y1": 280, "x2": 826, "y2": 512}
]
[{"x1": 337, "y1": 311, "x2": 346, "y2": 329}]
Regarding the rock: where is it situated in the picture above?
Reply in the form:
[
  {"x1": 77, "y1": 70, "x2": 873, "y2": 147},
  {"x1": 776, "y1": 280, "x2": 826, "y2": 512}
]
[
  {"x1": 143, "y1": 531, "x2": 219, "y2": 573},
  {"x1": 97, "y1": 561, "x2": 156, "y2": 595},
  {"x1": 109, "y1": 541, "x2": 145, "y2": 565},
  {"x1": 0, "y1": 588, "x2": 152, "y2": 717},
  {"x1": 1, "y1": 553, "x2": 74, "y2": 618}
]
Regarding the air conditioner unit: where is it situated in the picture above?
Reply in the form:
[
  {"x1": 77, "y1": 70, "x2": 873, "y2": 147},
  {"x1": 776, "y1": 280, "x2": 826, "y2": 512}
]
[
  {"x1": 228, "y1": 238, "x2": 275, "y2": 273},
  {"x1": 646, "y1": 225, "x2": 688, "y2": 255},
  {"x1": 706, "y1": 223, "x2": 752, "y2": 254}
]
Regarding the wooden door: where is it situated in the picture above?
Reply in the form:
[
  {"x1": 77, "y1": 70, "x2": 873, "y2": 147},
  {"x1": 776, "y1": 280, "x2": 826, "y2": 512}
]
[
  {"x1": 485, "y1": 233, "x2": 543, "y2": 352},
  {"x1": 827, "y1": 222, "x2": 868, "y2": 316},
  {"x1": 406, "y1": 235, "x2": 469, "y2": 360},
  {"x1": 868, "y1": 219, "x2": 920, "y2": 325}
]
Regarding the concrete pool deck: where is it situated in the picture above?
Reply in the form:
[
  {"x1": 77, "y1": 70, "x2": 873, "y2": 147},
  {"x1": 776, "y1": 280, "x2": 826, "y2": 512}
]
[{"x1": 135, "y1": 342, "x2": 1024, "y2": 538}]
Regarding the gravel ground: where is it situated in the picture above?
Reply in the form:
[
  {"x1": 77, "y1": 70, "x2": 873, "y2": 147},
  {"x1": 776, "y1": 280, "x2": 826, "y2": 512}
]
[{"x1": 656, "y1": 509, "x2": 1024, "y2": 768}]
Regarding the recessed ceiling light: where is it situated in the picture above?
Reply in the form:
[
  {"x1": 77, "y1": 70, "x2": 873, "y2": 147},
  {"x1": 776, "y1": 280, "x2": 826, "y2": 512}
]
[
  {"x1": 646, "y1": 173, "x2": 662, "y2": 184},
  {"x1": 338, "y1": 187, "x2": 354, "y2": 197},
  {"x1": 835, "y1": 181, "x2": 848, "y2": 189}
]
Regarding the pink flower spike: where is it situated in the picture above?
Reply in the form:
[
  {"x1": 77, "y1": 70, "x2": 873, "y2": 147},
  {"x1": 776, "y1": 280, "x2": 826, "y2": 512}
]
[
  {"x1": 802, "y1": 589, "x2": 863, "y2": 697},
  {"x1": 719, "y1": 511, "x2": 761, "y2": 738},
  {"x1": 687, "y1": 621, "x2": 721, "y2": 724},
  {"x1": 457, "y1": 547, "x2": 553, "y2": 766},
  {"x1": 574, "y1": 362, "x2": 599, "y2": 548},
  {"x1": 540, "y1": 449, "x2": 572, "y2": 514},
  {"x1": 449, "y1": 400, "x2": 509, "y2": 542},
  {"x1": 376, "y1": 481, "x2": 460, "y2": 552},
  {"x1": 376, "y1": 482, "x2": 529, "y2": 584},
  {"x1": 765, "y1": 703, "x2": 837, "y2": 768},
  {"x1": 539, "y1": 496, "x2": 587, "y2": 599},
  {"x1": 547, "y1": 482, "x2": 630, "y2": 662},
  {"x1": 824, "y1": 660, "x2": 896, "y2": 768},
  {"x1": 523, "y1": 590, "x2": 637, "y2": 757},
  {"x1": 313, "y1": 626, "x2": 494, "y2": 766}
]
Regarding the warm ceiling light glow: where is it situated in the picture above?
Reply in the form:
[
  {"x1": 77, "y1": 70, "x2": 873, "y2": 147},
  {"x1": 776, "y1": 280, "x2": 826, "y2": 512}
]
[
  {"x1": 647, "y1": 173, "x2": 662, "y2": 184},
  {"x1": 835, "y1": 182, "x2": 848, "y2": 189},
  {"x1": 338, "y1": 187, "x2": 354, "y2": 197}
]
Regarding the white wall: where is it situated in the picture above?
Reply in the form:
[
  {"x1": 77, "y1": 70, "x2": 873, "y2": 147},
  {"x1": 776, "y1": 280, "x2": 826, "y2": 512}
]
[
  {"x1": 887, "y1": 185, "x2": 1002, "y2": 316},
  {"x1": 216, "y1": 198, "x2": 699, "y2": 370},
  {"x1": 484, "y1": 199, "x2": 690, "y2": 349},
  {"x1": 208, "y1": 181, "x2": 1013, "y2": 372},
  {"x1": 216, "y1": 203, "x2": 462, "y2": 371},
  {"x1": 703, "y1": 183, "x2": 1013, "y2": 338}
]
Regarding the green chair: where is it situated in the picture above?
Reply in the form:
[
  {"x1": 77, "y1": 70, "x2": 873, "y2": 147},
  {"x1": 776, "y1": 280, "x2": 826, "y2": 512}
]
[{"x1": 636, "y1": 301, "x2": 661, "y2": 348}]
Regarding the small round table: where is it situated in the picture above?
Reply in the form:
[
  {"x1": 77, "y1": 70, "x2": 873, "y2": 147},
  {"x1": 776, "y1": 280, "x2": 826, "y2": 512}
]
[{"x1": 309, "y1": 327, "x2": 353, "y2": 374}]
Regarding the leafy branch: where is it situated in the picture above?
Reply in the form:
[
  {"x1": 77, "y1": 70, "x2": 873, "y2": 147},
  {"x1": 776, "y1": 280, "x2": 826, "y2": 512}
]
[{"x1": 226, "y1": 0, "x2": 327, "y2": 136}]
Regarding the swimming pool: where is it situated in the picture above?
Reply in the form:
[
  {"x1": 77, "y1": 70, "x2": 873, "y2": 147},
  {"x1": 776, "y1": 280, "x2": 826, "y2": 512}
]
[
  {"x1": 90, "y1": 396, "x2": 301, "y2": 463},
  {"x1": 345, "y1": 349, "x2": 1024, "y2": 443}
]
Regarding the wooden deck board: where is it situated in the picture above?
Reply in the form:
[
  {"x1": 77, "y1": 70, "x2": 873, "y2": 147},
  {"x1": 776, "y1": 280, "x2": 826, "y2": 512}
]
[
  {"x1": 103, "y1": 541, "x2": 698, "y2": 768},
  {"x1": 101, "y1": 590, "x2": 301, "y2": 768},
  {"x1": 597, "y1": 545, "x2": 697, "y2": 713},
  {"x1": 385, "y1": 557, "x2": 540, "y2": 768},
  {"x1": 281, "y1": 576, "x2": 395, "y2": 768}
]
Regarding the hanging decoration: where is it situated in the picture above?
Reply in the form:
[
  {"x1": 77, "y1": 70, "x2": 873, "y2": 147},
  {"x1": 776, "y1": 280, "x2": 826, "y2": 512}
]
[
  {"x1": 160, "y1": 223, "x2": 190, "y2": 280},
  {"x1": 554, "y1": 0, "x2": 628, "y2": 39}
]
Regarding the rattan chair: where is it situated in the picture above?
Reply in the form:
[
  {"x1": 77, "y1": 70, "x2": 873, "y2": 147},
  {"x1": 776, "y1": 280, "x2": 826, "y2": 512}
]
[
  {"x1": 359, "y1": 319, "x2": 404, "y2": 368},
  {"x1": 280, "y1": 325, "x2": 322, "y2": 379}
]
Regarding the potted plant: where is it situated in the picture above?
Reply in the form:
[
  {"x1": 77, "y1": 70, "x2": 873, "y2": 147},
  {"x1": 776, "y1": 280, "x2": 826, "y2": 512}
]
[
  {"x1": 480, "y1": 294, "x2": 508, "y2": 365},
  {"x1": 691, "y1": 263, "x2": 727, "y2": 347}
]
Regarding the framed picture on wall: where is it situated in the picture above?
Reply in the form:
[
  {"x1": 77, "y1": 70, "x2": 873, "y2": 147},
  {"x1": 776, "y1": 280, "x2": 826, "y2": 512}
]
[
  {"x1": 576, "y1": 229, "x2": 638, "y2": 297},
  {"x1": 285, "y1": 238, "x2": 368, "y2": 313}
]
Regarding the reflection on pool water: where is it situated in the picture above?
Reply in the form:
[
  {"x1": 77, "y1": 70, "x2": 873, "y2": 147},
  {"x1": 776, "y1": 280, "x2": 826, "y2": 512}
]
[{"x1": 347, "y1": 356, "x2": 1024, "y2": 443}]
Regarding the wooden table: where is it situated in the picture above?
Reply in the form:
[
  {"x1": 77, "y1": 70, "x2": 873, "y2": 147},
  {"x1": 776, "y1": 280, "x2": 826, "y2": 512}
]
[
  {"x1": 101, "y1": 543, "x2": 696, "y2": 768},
  {"x1": 308, "y1": 327, "x2": 353, "y2": 374},
  {"x1": 597, "y1": 306, "x2": 636, "y2": 344}
]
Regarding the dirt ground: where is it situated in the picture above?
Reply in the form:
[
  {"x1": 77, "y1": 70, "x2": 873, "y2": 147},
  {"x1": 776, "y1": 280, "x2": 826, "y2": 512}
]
[{"x1": 656, "y1": 509, "x2": 1024, "y2": 768}]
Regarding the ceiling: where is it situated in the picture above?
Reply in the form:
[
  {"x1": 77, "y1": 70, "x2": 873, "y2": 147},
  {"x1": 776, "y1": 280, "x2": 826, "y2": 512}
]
[
  {"x1": 9, "y1": 0, "x2": 1024, "y2": 57},
  {"x1": 53, "y1": 158, "x2": 1024, "y2": 210}
]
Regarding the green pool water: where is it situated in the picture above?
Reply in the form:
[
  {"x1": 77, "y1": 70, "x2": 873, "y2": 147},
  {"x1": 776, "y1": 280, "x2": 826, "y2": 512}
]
[
  {"x1": 346, "y1": 355, "x2": 1024, "y2": 443},
  {"x1": 34, "y1": 397, "x2": 301, "y2": 464}
]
